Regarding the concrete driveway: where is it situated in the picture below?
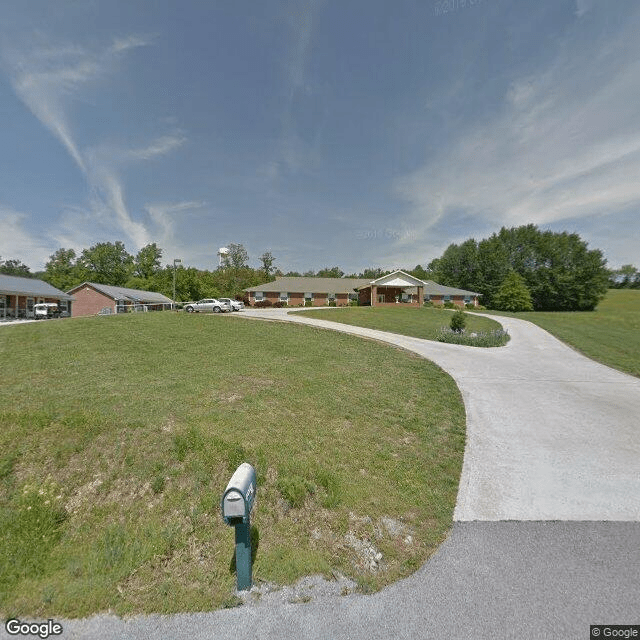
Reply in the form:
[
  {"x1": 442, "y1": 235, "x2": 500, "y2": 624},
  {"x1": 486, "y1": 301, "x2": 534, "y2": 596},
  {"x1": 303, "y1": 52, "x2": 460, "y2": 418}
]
[{"x1": 15, "y1": 309, "x2": 639, "y2": 640}]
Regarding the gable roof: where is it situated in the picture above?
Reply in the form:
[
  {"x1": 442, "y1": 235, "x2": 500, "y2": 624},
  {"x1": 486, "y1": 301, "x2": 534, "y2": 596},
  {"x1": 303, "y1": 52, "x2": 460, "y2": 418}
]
[
  {"x1": 0, "y1": 274, "x2": 74, "y2": 300},
  {"x1": 245, "y1": 277, "x2": 372, "y2": 294},
  {"x1": 363, "y1": 270, "x2": 427, "y2": 289},
  {"x1": 244, "y1": 271, "x2": 481, "y2": 298},
  {"x1": 67, "y1": 282, "x2": 173, "y2": 304}
]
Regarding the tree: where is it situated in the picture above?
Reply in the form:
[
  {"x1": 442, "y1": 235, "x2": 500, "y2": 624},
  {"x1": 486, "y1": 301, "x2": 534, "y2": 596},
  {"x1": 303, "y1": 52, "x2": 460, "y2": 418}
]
[
  {"x1": 608, "y1": 264, "x2": 638, "y2": 288},
  {"x1": 493, "y1": 271, "x2": 534, "y2": 312},
  {"x1": 0, "y1": 257, "x2": 32, "y2": 277},
  {"x1": 222, "y1": 243, "x2": 249, "y2": 270},
  {"x1": 134, "y1": 243, "x2": 163, "y2": 279},
  {"x1": 359, "y1": 267, "x2": 389, "y2": 279},
  {"x1": 430, "y1": 225, "x2": 609, "y2": 311},
  {"x1": 259, "y1": 251, "x2": 276, "y2": 280},
  {"x1": 316, "y1": 266, "x2": 344, "y2": 278},
  {"x1": 409, "y1": 264, "x2": 432, "y2": 281},
  {"x1": 79, "y1": 241, "x2": 134, "y2": 286},
  {"x1": 43, "y1": 248, "x2": 84, "y2": 290}
]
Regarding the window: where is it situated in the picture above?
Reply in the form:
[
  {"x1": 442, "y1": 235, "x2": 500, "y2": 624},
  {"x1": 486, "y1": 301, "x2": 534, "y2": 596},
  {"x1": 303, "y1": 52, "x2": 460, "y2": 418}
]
[
  {"x1": 279, "y1": 292, "x2": 289, "y2": 302},
  {"x1": 254, "y1": 292, "x2": 264, "y2": 301},
  {"x1": 464, "y1": 296, "x2": 471, "y2": 304},
  {"x1": 424, "y1": 294, "x2": 431, "y2": 301},
  {"x1": 444, "y1": 295, "x2": 451, "y2": 302},
  {"x1": 304, "y1": 292, "x2": 313, "y2": 300},
  {"x1": 328, "y1": 293, "x2": 336, "y2": 300}
]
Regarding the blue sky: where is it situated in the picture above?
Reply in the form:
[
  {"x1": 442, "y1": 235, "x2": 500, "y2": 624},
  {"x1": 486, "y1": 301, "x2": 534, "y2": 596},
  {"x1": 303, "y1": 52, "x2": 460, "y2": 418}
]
[{"x1": 1, "y1": 0, "x2": 639, "y2": 273}]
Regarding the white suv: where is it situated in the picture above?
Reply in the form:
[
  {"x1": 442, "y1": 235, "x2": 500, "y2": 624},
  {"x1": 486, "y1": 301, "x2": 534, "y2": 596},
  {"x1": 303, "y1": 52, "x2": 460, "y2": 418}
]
[
  {"x1": 184, "y1": 299, "x2": 230, "y2": 313},
  {"x1": 218, "y1": 298, "x2": 244, "y2": 311}
]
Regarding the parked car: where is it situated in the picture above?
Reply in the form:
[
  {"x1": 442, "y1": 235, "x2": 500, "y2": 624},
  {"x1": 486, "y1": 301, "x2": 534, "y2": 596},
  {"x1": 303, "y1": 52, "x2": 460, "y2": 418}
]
[
  {"x1": 34, "y1": 303, "x2": 62, "y2": 319},
  {"x1": 218, "y1": 298, "x2": 244, "y2": 311},
  {"x1": 184, "y1": 299, "x2": 230, "y2": 313}
]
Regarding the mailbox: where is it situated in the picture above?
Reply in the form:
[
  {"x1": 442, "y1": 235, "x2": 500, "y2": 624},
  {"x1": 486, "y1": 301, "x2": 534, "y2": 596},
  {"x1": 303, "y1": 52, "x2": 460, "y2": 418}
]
[
  {"x1": 221, "y1": 463, "x2": 257, "y2": 525},
  {"x1": 221, "y1": 463, "x2": 257, "y2": 591}
]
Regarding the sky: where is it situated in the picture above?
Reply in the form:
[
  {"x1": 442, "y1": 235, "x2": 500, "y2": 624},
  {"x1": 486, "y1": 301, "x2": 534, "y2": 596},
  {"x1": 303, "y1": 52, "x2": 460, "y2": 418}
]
[{"x1": 1, "y1": 0, "x2": 639, "y2": 274}]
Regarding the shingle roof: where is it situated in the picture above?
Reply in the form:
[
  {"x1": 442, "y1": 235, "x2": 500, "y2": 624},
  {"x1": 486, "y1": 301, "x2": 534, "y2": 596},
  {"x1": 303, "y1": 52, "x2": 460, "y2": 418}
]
[
  {"x1": 245, "y1": 275, "x2": 480, "y2": 297},
  {"x1": 245, "y1": 277, "x2": 372, "y2": 294},
  {"x1": 421, "y1": 281, "x2": 481, "y2": 297},
  {"x1": 67, "y1": 282, "x2": 173, "y2": 304},
  {"x1": 0, "y1": 274, "x2": 74, "y2": 300}
]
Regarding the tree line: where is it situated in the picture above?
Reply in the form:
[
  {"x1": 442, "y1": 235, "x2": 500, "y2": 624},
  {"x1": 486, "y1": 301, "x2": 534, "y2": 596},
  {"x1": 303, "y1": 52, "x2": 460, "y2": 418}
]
[
  {"x1": 0, "y1": 225, "x2": 623, "y2": 310},
  {"x1": 0, "y1": 243, "x2": 425, "y2": 302},
  {"x1": 426, "y1": 224, "x2": 610, "y2": 311}
]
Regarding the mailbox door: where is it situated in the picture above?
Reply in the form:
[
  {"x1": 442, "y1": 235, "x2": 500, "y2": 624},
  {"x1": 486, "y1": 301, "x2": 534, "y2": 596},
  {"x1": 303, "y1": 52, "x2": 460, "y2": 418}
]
[{"x1": 223, "y1": 489, "x2": 246, "y2": 519}]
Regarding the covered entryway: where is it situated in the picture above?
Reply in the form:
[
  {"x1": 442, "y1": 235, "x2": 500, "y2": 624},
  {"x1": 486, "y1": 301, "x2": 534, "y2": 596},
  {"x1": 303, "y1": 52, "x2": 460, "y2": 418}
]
[{"x1": 357, "y1": 270, "x2": 425, "y2": 307}]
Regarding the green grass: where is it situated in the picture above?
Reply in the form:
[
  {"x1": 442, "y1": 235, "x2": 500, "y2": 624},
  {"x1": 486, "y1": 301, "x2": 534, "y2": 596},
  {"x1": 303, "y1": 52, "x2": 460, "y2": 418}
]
[
  {"x1": 0, "y1": 312, "x2": 465, "y2": 617},
  {"x1": 483, "y1": 289, "x2": 640, "y2": 377},
  {"x1": 294, "y1": 305, "x2": 506, "y2": 344}
]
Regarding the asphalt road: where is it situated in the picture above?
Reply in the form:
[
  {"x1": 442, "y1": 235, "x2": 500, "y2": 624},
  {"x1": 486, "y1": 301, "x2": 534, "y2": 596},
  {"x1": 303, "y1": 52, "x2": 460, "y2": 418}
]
[{"x1": 4, "y1": 310, "x2": 638, "y2": 640}]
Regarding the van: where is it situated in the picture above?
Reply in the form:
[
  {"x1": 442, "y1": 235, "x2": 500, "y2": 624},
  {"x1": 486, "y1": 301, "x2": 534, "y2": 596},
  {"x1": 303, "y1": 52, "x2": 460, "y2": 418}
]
[{"x1": 34, "y1": 303, "x2": 61, "y2": 319}]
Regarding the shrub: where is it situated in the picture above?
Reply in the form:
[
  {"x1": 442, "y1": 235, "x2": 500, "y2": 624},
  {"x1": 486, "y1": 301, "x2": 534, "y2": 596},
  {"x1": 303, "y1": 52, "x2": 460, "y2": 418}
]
[
  {"x1": 304, "y1": 300, "x2": 313, "y2": 307},
  {"x1": 493, "y1": 271, "x2": 534, "y2": 312},
  {"x1": 465, "y1": 303, "x2": 475, "y2": 310},
  {"x1": 443, "y1": 301, "x2": 455, "y2": 309},
  {"x1": 272, "y1": 301, "x2": 285, "y2": 308},
  {"x1": 329, "y1": 301, "x2": 337, "y2": 307},
  {"x1": 253, "y1": 299, "x2": 273, "y2": 308},
  {"x1": 450, "y1": 309, "x2": 467, "y2": 333},
  {"x1": 423, "y1": 301, "x2": 434, "y2": 307}
]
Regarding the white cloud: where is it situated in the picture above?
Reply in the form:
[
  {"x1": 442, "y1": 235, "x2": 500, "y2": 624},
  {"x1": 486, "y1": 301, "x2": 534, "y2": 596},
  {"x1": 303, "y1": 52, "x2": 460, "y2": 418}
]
[
  {"x1": 394, "y1": 8, "x2": 640, "y2": 252},
  {"x1": 2, "y1": 34, "x2": 189, "y2": 255},
  {"x1": 110, "y1": 34, "x2": 153, "y2": 54},
  {"x1": 0, "y1": 206, "x2": 53, "y2": 270},
  {"x1": 145, "y1": 201, "x2": 206, "y2": 259},
  {"x1": 127, "y1": 134, "x2": 187, "y2": 161}
]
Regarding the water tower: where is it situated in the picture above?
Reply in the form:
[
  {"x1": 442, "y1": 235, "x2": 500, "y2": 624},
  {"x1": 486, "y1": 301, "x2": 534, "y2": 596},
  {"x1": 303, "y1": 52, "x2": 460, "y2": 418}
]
[{"x1": 218, "y1": 247, "x2": 229, "y2": 267}]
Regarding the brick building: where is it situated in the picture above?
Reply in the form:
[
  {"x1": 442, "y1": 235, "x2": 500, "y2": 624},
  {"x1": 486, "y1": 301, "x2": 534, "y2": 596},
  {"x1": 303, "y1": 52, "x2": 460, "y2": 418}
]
[
  {"x1": 244, "y1": 270, "x2": 480, "y2": 307},
  {"x1": 67, "y1": 282, "x2": 173, "y2": 317},
  {"x1": 0, "y1": 274, "x2": 74, "y2": 320}
]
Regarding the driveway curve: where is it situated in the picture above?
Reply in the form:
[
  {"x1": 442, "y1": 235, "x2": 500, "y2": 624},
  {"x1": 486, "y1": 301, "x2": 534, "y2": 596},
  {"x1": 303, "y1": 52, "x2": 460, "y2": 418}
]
[
  {"x1": 19, "y1": 309, "x2": 639, "y2": 640},
  {"x1": 239, "y1": 308, "x2": 640, "y2": 521}
]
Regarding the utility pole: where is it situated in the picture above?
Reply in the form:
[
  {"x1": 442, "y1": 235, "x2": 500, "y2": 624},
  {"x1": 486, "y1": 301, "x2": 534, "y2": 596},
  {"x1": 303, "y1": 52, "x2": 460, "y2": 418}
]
[{"x1": 173, "y1": 258, "x2": 182, "y2": 307}]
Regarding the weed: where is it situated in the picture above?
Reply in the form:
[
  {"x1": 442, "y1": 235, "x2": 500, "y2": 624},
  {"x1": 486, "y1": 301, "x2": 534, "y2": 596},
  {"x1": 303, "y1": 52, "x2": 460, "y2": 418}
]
[
  {"x1": 277, "y1": 475, "x2": 315, "y2": 508},
  {"x1": 316, "y1": 471, "x2": 341, "y2": 508}
]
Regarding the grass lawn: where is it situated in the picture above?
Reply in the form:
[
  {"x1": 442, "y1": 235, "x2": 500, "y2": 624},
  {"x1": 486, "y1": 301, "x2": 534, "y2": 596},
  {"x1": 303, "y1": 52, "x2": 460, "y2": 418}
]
[
  {"x1": 0, "y1": 312, "x2": 465, "y2": 617},
  {"x1": 294, "y1": 305, "x2": 505, "y2": 342},
  {"x1": 483, "y1": 289, "x2": 640, "y2": 378}
]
